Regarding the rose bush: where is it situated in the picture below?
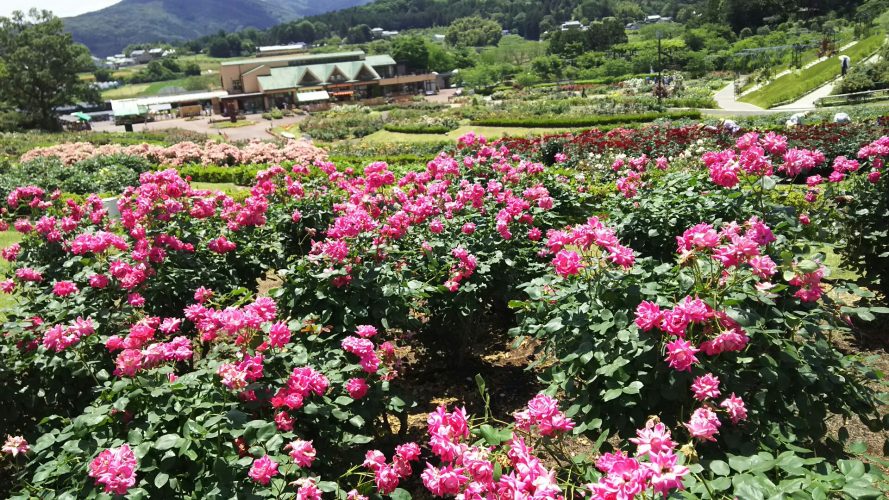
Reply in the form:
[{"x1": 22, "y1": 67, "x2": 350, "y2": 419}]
[{"x1": 1, "y1": 126, "x2": 887, "y2": 498}]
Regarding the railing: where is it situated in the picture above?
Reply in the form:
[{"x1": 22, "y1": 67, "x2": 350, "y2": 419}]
[{"x1": 816, "y1": 88, "x2": 889, "y2": 107}]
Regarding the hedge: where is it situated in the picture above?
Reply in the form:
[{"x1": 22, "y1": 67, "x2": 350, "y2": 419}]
[
  {"x1": 470, "y1": 110, "x2": 702, "y2": 128},
  {"x1": 174, "y1": 165, "x2": 261, "y2": 186},
  {"x1": 382, "y1": 123, "x2": 456, "y2": 134}
]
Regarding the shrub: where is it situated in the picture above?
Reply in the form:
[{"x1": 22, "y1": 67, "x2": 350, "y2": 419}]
[{"x1": 470, "y1": 110, "x2": 702, "y2": 128}]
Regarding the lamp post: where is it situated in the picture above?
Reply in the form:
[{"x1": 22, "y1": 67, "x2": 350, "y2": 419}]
[{"x1": 657, "y1": 30, "x2": 663, "y2": 106}]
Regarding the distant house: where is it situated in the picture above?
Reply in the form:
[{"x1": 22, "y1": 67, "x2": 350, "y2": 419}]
[
  {"x1": 381, "y1": 30, "x2": 399, "y2": 38},
  {"x1": 129, "y1": 50, "x2": 146, "y2": 63},
  {"x1": 106, "y1": 55, "x2": 136, "y2": 68},
  {"x1": 371, "y1": 27, "x2": 385, "y2": 38},
  {"x1": 626, "y1": 22, "x2": 641, "y2": 31},
  {"x1": 148, "y1": 48, "x2": 164, "y2": 57},
  {"x1": 432, "y1": 34, "x2": 446, "y2": 43},
  {"x1": 645, "y1": 15, "x2": 662, "y2": 23},
  {"x1": 218, "y1": 50, "x2": 438, "y2": 113},
  {"x1": 561, "y1": 20, "x2": 584, "y2": 31}
]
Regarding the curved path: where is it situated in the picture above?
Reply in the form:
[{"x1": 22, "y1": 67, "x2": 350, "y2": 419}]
[{"x1": 714, "y1": 82, "x2": 767, "y2": 113}]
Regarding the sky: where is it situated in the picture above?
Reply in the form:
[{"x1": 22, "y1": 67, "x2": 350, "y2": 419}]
[{"x1": 1, "y1": 0, "x2": 122, "y2": 18}]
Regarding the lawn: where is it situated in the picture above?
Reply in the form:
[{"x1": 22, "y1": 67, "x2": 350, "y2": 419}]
[
  {"x1": 211, "y1": 120, "x2": 257, "y2": 129},
  {"x1": 360, "y1": 125, "x2": 576, "y2": 144},
  {"x1": 740, "y1": 33, "x2": 887, "y2": 108},
  {"x1": 102, "y1": 74, "x2": 221, "y2": 100},
  {"x1": 190, "y1": 182, "x2": 250, "y2": 195}
]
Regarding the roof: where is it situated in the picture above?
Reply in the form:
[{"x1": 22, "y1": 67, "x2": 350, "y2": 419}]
[
  {"x1": 222, "y1": 50, "x2": 366, "y2": 67},
  {"x1": 296, "y1": 90, "x2": 330, "y2": 102},
  {"x1": 365, "y1": 54, "x2": 396, "y2": 66},
  {"x1": 111, "y1": 91, "x2": 228, "y2": 116},
  {"x1": 257, "y1": 61, "x2": 381, "y2": 91}
]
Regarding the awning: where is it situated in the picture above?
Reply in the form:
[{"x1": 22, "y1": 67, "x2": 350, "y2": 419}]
[
  {"x1": 73, "y1": 111, "x2": 92, "y2": 121},
  {"x1": 296, "y1": 90, "x2": 330, "y2": 103},
  {"x1": 331, "y1": 91, "x2": 354, "y2": 97},
  {"x1": 148, "y1": 103, "x2": 172, "y2": 113},
  {"x1": 111, "y1": 100, "x2": 146, "y2": 117}
]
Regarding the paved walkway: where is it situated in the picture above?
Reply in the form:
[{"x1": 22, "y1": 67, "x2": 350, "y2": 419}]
[
  {"x1": 773, "y1": 79, "x2": 838, "y2": 111},
  {"x1": 93, "y1": 113, "x2": 307, "y2": 141},
  {"x1": 714, "y1": 82, "x2": 767, "y2": 112}
]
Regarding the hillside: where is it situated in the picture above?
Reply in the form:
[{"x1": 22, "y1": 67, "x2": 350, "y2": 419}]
[
  {"x1": 302, "y1": 0, "x2": 862, "y2": 39},
  {"x1": 64, "y1": 0, "x2": 373, "y2": 56}
]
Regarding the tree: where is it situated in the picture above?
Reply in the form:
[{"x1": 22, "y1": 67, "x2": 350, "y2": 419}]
[
  {"x1": 94, "y1": 67, "x2": 113, "y2": 82},
  {"x1": 391, "y1": 35, "x2": 429, "y2": 72},
  {"x1": 427, "y1": 43, "x2": 456, "y2": 73},
  {"x1": 183, "y1": 62, "x2": 201, "y2": 76},
  {"x1": 346, "y1": 24, "x2": 373, "y2": 44},
  {"x1": 208, "y1": 36, "x2": 231, "y2": 58},
  {"x1": 0, "y1": 9, "x2": 98, "y2": 130},
  {"x1": 446, "y1": 17, "x2": 502, "y2": 47}
]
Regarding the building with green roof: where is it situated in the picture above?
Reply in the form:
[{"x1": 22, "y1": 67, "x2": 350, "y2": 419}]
[{"x1": 219, "y1": 50, "x2": 437, "y2": 114}]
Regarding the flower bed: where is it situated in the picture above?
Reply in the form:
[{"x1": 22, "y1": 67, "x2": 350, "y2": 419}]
[
  {"x1": 0, "y1": 126, "x2": 887, "y2": 498},
  {"x1": 20, "y1": 139, "x2": 327, "y2": 167}
]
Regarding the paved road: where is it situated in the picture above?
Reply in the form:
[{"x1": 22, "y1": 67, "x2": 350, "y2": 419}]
[{"x1": 714, "y1": 82, "x2": 767, "y2": 113}]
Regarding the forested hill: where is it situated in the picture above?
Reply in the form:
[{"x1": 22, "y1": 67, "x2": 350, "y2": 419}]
[
  {"x1": 300, "y1": 0, "x2": 866, "y2": 40},
  {"x1": 63, "y1": 0, "x2": 373, "y2": 56}
]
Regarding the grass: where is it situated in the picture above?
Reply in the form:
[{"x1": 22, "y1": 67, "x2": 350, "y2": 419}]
[
  {"x1": 191, "y1": 182, "x2": 249, "y2": 195},
  {"x1": 360, "y1": 125, "x2": 577, "y2": 144},
  {"x1": 211, "y1": 120, "x2": 257, "y2": 129},
  {"x1": 740, "y1": 33, "x2": 887, "y2": 108},
  {"x1": 102, "y1": 74, "x2": 221, "y2": 100}
]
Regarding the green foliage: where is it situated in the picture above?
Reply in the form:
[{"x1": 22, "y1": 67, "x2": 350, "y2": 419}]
[
  {"x1": 471, "y1": 110, "x2": 702, "y2": 128},
  {"x1": 0, "y1": 10, "x2": 99, "y2": 131},
  {"x1": 836, "y1": 173, "x2": 889, "y2": 297},
  {"x1": 390, "y1": 35, "x2": 430, "y2": 72},
  {"x1": 0, "y1": 154, "x2": 152, "y2": 200},
  {"x1": 445, "y1": 16, "x2": 503, "y2": 48},
  {"x1": 742, "y1": 33, "x2": 887, "y2": 108}
]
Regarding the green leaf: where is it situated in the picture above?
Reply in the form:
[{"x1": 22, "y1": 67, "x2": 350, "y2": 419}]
[
  {"x1": 154, "y1": 434, "x2": 180, "y2": 451},
  {"x1": 389, "y1": 488, "x2": 412, "y2": 500},
  {"x1": 729, "y1": 455, "x2": 752, "y2": 473},
  {"x1": 154, "y1": 472, "x2": 169, "y2": 489},
  {"x1": 842, "y1": 480, "x2": 881, "y2": 498},
  {"x1": 622, "y1": 381, "x2": 643, "y2": 395},
  {"x1": 797, "y1": 259, "x2": 820, "y2": 273},
  {"x1": 602, "y1": 388, "x2": 623, "y2": 402},
  {"x1": 710, "y1": 460, "x2": 730, "y2": 476},
  {"x1": 837, "y1": 460, "x2": 865, "y2": 479}
]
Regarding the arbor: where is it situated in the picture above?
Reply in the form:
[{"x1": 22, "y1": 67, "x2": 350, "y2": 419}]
[
  {"x1": 0, "y1": 9, "x2": 97, "y2": 131},
  {"x1": 446, "y1": 17, "x2": 503, "y2": 47}
]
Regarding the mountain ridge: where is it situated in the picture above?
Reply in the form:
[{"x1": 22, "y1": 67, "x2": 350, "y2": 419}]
[{"x1": 63, "y1": 0, "x2": 372, "y2": 56}]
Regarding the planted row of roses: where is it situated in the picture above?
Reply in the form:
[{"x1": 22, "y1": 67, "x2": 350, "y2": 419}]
[{"x1": 0, "y1": 130, "x2": 886, "y2": 497}]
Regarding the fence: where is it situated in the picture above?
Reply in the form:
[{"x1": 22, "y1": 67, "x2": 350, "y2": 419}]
[{"x1": 816, "y1": 88, "x2": 889, "y2": 107}]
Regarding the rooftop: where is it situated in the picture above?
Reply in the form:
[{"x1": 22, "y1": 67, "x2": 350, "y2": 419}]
[{"x1": 222, "y1": 50, "x2": 366, "y2": 67}]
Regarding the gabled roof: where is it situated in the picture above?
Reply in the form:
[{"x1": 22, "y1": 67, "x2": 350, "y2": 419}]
[{"x1": 257, "y1": 61, "x2": 382, "y2": 91}]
